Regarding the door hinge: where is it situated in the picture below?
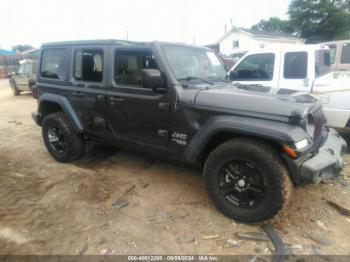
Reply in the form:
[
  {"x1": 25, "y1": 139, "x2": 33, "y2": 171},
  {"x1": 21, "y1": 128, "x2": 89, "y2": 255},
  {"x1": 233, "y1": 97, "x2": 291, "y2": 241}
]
[{"x1": 158, "y1": 102, "x2": 170, "y2": 111}]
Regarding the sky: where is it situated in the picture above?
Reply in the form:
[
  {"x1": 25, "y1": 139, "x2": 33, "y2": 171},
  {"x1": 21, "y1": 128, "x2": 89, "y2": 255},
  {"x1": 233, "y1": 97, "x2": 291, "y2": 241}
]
[{"x1": 0, "y1": 0, "x2": 291, "y2": 50}]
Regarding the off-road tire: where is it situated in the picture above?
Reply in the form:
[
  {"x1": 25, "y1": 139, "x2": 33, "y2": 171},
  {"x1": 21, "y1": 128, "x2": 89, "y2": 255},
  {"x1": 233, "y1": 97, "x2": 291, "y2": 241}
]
[
  {"x1": 203, "y1": 138, "x2": 293, "y2": 223},
  {"x1": 42, "y1": 112, "x2": 85, "y2": 163},
  {"x1": 10, "y1": 81, "x2": 20, "y2": 96}
]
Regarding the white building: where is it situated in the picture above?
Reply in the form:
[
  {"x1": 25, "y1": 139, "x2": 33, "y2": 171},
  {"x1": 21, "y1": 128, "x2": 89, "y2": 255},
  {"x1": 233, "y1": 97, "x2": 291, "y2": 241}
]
[{"x1": 210, "y1": 27, "x2": 304, "y2": 56}]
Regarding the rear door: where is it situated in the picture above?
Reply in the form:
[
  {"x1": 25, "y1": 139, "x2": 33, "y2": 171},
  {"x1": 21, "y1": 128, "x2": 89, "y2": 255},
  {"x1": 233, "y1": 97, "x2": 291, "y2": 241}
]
[
  {"x1": 229, "y1": 52, "x2": 279, "y2": 89},
  {"x1": 68, "y1": 45, "x2": 108, "y2": 135},
  {"x1": 106, "y1": 47, "x2": 172, "y2": 148}
]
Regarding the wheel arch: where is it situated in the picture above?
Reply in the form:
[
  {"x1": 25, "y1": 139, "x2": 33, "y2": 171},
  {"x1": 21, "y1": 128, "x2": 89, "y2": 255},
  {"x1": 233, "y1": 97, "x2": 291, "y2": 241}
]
[
  {"x1": 38, "y1": 93, "x2": 84, "y2": 133},
  {"x1": 195, "y1": 131, "x2": 283, "y2": 165},
  {"x1": 183, "y1": 116, "x2": 308, "y2": 183}
]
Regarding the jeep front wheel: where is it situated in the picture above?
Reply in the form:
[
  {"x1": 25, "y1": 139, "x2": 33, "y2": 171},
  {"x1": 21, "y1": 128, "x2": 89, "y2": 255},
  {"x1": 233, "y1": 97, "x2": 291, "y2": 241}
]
[
  {"x1": 42, "y1": 112, "x2": 85, "y2": 162},
  {"x1": 204, "y1": 138, "x2": 292, "y2": 223}
]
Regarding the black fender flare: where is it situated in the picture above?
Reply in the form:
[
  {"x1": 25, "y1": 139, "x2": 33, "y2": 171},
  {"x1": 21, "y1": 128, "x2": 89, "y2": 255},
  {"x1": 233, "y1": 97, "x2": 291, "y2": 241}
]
[
  {"x1": 38, "y1": 93, "x2": 84, "y2": 133},
  {"x1": 183, "y1": 115, "x2": 308, "y2": 163}
]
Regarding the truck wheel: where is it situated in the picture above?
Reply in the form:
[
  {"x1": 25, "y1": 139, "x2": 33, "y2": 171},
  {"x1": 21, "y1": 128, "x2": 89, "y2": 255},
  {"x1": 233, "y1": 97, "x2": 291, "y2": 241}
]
[
  {"x1": 10, "y1": 81, "x2": 20, "y2": 96},
  {"x1": 203, "y1": 138, "x2": 292, "y2": 223},
  {"x1": 42, "y1": 112, "x2": 85, "y2": 163}
]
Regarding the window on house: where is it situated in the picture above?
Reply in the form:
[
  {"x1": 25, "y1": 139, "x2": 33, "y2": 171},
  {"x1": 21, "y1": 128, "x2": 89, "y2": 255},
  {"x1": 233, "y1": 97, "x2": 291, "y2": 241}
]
[
  {"x1": 114, "y1": 50, "x2": 158, "y2": 87},
  {"x1": 40, "y1": 49, "x2": 66, "y2": 80},
  {"x1": 340, "y1": 43, "x2": 350, "y2": 64},
  {"x1": 232, "y1": 53, "x2": 275, "y2": 81},
  {"x1": 284, "y1": 52, "x2": 308, "y2": 79},
  {"x1": 232, "y1": 40, "x2": 240, "y2": 48},
  {"x1": 74, "y1": 49, "x2": 103, "y2": 82}
]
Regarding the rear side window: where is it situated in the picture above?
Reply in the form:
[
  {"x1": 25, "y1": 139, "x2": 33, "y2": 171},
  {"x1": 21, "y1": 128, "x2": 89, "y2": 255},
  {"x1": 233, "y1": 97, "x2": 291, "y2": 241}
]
[
  {"x1": 232, "y1": 53, "x2": 275, "y2": 81},
  {"x1": 74, "y1": 49, "x2": 103, "y2": 82},
  {"x1": 340, "y1": 43, "x2": 350, "y2": 64},
  {"x1": 284, "y1": 52, "x2": 307, "y2": 79},
  {"x1": 40, "y1": 49, "x2": 66, "y2": 80}
]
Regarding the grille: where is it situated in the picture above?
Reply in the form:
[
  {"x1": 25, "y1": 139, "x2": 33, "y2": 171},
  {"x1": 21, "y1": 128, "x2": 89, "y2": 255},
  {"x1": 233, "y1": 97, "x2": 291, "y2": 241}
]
[{"x1": 312, "y1": 106, "x2": 325, "y2": 142}]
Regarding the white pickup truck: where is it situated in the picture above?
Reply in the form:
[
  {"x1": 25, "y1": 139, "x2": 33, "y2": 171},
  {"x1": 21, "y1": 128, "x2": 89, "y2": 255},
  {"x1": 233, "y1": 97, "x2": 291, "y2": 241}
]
[{"x1": 228, "y1": 45, "x2": 350, "y2": 132}]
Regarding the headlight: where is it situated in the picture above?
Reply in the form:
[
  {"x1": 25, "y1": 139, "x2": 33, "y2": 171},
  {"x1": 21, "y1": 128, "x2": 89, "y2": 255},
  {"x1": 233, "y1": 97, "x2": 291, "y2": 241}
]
[{"x1": 295, "y1": 139, "x2": 309, "y2": 150}]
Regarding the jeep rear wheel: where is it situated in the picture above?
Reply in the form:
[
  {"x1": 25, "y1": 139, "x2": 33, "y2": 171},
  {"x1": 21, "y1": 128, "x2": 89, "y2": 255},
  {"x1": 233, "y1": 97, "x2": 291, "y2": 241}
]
[
  {"x1": 10, "y1": 81, "x2": 20, "y2": 96},
  {"x1": 42, "y1": 112, "x2": 85, "y2": 162},
  {"x1": 204, "y1": 138, "x2": 292, "y2": 223}
]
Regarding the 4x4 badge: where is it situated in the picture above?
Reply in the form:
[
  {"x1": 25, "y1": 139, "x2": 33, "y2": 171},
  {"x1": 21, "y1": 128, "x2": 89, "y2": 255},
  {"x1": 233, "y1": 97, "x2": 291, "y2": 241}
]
[{"x1": 170, "y1": 131, "x2": 188, "y2": 145}]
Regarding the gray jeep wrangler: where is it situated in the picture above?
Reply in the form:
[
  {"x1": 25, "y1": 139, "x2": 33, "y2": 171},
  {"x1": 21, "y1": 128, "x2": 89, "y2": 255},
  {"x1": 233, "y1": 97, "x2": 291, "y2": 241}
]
[
  {"x1": 9, "y1": 59, "x2": 37, "y2": 96},
  {"x1": 32, "y1": 40, "x2": 347, "y2": 222}
]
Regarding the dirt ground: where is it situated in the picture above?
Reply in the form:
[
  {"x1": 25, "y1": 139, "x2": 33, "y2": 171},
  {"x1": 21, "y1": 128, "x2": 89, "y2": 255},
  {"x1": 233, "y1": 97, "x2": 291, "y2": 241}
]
[{"x1": 0, "y1": 79, "x2": 350, "y2": 256}]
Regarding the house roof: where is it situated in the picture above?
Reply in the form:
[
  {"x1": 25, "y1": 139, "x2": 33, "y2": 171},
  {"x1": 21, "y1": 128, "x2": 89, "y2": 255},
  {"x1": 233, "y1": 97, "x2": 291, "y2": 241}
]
[
  {"x1": 217, "y1": 27, "x2": 302, "y2": 43},
  {"x1": 0, "y1": 49, "x2": 16, "y2": 55}
]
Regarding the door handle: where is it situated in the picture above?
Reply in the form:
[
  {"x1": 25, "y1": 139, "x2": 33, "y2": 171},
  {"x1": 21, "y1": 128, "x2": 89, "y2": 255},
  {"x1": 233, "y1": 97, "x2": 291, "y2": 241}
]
[
  {"x1": 158, "y1": 102, "x2": 170, "y2": 110},
  {"x1": 109, "y1": 97, "x2": 124, "y2": 104},
  {"x1": 72, "y1": 91, "x2": 85, "y2": 97}
]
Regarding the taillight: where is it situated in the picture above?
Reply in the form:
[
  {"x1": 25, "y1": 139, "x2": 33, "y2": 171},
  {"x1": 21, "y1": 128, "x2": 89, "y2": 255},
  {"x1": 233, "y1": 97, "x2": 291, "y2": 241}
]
[{"x1": 32, "y1": 85, "x2": 39, "y2": 99}]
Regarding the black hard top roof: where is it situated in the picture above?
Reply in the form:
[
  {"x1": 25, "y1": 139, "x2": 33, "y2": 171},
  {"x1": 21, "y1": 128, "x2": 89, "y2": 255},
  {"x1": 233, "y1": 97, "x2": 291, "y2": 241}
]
[
  {"x1": 41, "y1": 39, "x2": 150, "y2": 47},
  {"x1": 41, "y1": 39, "x2": 210, "y2": 51}
]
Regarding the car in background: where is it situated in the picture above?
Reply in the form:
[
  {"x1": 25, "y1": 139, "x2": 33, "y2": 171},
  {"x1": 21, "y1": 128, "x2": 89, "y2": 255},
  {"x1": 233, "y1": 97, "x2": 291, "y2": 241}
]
[
  {"x1": 322, "y1": 40, "x2": 350, "y2": 71},
  {"x1": 227, "y1": 44, "x2": 350, "y2": 132},
  {"x1": 9, "y1": 59, "x2": 37, "y2": 96}
]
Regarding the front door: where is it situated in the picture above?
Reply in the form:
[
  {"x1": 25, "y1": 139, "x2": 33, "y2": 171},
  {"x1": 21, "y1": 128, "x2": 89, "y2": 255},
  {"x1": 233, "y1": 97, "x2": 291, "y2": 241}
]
[
  {"x1": 68, "y1": 46, "x2": 107, "y2": 135},
  {"x1": 107, "y1": 47, "x2": 171, "y2": 148}
]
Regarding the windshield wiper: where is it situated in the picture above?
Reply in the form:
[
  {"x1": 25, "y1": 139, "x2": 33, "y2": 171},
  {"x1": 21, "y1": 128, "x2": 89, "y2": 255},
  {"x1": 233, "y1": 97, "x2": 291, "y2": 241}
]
[
  {"x1": 178, "y1": 76, "x2": 213, "y2": 85},
  {"x1": 208, "y1": 76, "x2": 230, "y2": 83}
]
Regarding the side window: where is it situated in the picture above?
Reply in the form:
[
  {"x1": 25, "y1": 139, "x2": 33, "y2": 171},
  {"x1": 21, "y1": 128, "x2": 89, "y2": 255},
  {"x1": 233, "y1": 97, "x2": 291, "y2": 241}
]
[
  {"x1": 315, "y1": 50, "x2": 331, "y2": 77},
  {"x1": 32, "y1": 61, "x2": 38, "y2": 74},
  {"x1": 114, "y1": 50, "x2": 158, "y2": 87},
  {"x1": 327, "y1": 44, "x2": 337, "y2": 64},
  {"x1": 284, "y1": 52, "x2": 307, "y2": 79},
  {"x1": 24, "y1": 63, "x2": 32, "y2": 74},
  {"x1": 340, "y1": 43, "x2": 350, "y2": 64},
  {"x1": 18, "y1": 64, "x2": 25, "y2": 74},
  {"x1": 233, "y1": 53, "x2": 275, "y2": 81},
  {"x1": 40, "y1": 49, "x2": 66, "y2": 80},
  {"x1": 74, "y1": 49, "x2": 103, "y2": 82}
]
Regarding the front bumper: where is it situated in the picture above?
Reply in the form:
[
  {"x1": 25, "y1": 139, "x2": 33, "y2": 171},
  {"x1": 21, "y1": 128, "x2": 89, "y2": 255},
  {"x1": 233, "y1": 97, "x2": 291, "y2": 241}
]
[
  {"x1": 300, "y1": 129, "x2": 347, "y2": 183},
  {"x1": 32, "y1": 111, "x2": 42, "y2": 126}
]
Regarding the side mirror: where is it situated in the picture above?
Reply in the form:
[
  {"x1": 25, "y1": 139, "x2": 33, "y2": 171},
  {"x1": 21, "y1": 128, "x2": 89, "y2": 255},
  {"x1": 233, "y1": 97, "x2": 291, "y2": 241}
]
[
  {"x1": 142, "y1": 69, "x2": 166, "y2": 93},
  {"x1": 228, "y1": 70, "x2": 238, "y2": 81}
]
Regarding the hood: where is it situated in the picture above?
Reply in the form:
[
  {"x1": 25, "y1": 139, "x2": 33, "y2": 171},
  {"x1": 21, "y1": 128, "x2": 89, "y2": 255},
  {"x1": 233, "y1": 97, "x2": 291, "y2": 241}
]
[{"x1": 194, "y1": 86, "x2": 318, "y2": 121}]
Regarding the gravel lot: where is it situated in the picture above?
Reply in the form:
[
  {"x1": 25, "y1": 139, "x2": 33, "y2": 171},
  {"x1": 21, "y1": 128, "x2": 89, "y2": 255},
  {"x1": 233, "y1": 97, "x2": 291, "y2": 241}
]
[{"x1": 0, "y1": 79, "x2": 350, "y2": 256}]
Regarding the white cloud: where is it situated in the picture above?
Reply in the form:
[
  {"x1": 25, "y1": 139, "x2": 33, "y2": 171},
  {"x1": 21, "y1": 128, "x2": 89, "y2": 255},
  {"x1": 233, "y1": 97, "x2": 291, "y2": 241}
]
[{"x1": 0, "y1": 0, "x2": 290, "y2": 49}]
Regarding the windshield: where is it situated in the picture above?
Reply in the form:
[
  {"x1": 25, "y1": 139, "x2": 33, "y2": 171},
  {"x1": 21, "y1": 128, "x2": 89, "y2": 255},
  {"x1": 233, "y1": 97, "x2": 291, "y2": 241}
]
[{"x1": 162, "y1": 45, "x2": 227, "y2": 82}]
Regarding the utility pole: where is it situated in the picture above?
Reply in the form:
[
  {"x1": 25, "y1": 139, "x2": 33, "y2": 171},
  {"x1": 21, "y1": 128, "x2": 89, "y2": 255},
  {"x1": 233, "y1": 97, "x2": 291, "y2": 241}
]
[{"x1": 125, "y1": 30, "x2": 129, "y2": 40}]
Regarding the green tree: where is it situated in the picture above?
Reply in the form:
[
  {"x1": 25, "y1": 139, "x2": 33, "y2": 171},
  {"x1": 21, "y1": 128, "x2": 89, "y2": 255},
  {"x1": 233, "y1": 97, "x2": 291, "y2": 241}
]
[
  {"x1": 288, "y1": 0, "x2": 350, "y2": 42},
  {"x1": 251, "y1": 17, "x2": 293, "y2": 33}
]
